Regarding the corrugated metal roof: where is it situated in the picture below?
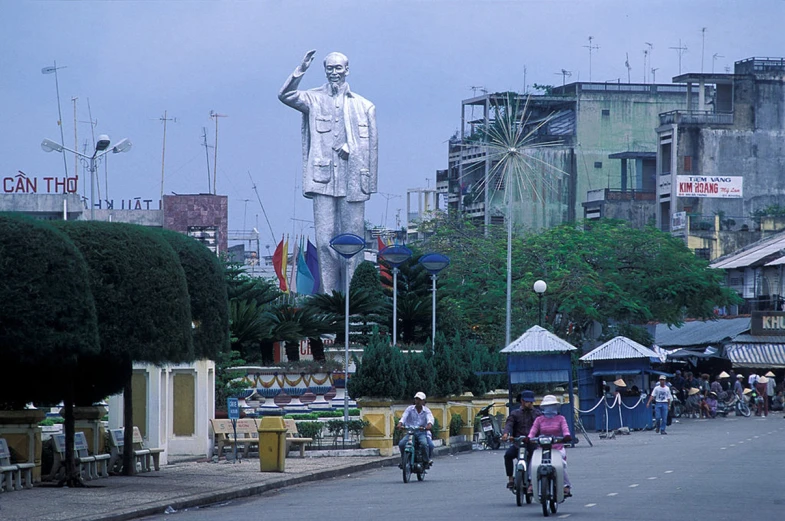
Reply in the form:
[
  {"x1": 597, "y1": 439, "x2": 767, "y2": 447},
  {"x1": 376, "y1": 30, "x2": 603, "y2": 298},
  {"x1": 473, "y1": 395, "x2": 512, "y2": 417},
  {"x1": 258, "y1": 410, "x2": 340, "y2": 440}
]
[
  {"x1": 765, "y1": 256, "x2": 785, "y2": 266},
  {"x1": 726, "y1": 343, "x2": 785, "y2": 368},
  {"x1": 580, "y1": 336, "x2": 659, "y2": 361},
  {"x1": 730, "y1": 333, "x2": 785, "y2": 343},
  {"x1": 654, "y1": 317, "x2": 750, "y2": 348},
  {"x1": 710, "y1": 232, "x2": 785, "y2": 269},
  {"x1": 501, "y1": 325, "x2": 577, "y2": 353}
]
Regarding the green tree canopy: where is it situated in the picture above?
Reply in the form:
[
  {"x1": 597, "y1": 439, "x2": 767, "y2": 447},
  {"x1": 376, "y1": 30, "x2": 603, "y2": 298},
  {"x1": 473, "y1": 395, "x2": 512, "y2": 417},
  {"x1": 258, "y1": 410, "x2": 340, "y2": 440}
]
[{"x1": 347, "y1": 332, "x2": 407, "y2": 400}]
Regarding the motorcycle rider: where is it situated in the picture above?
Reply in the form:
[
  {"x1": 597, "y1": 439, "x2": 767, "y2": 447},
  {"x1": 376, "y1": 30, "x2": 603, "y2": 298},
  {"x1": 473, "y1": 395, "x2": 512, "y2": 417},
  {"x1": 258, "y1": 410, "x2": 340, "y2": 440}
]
[
  {"x1": 501, "y1": 390, "x2": 541, "y2": 490},
  {"x1": 397, "y1": 391, "x2": 434, "y2": 467},
  {"x1": 526, "y1": 394, "x2": 572, "y2": 497}
]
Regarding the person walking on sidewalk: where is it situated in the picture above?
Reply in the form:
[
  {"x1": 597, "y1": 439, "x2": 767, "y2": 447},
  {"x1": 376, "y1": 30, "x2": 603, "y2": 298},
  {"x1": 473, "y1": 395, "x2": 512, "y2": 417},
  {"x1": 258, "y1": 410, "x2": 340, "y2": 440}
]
[
  {"x1": 501, "y1": 390, "x2": 541, "y2": 490},
  {"x1": 647, "y1": 375, "x2": 673, "y2": 434}
]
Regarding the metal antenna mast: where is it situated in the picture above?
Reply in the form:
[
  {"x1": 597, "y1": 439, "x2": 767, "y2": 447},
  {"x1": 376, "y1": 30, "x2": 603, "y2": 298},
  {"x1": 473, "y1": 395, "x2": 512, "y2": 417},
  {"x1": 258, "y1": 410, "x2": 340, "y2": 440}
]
[
  {"x1": 651, "y1": 67, "x2": 659, "y2": 83},
  {"x1": 158, "y1": 110, "x2": 177, "y2": 203},
  {"x1": 201, "y1": 127, "x2": 213, "y2": 192},
  {"x1": 41, "y1": 62, "x2": 68, "y2": 177},
  {"x1": 669, "y1": 39, "x2": 688, "y2": 75},
  {"x1": 248, "y1": 171, "x2": 277, "y2": 244},
  {"x1": 71, "y1": 97, "x2": 78, "y2": 179},
  {"x1": 377, "y1": 191, "x2": 402, "y2": 228},
  {"x1": 555, "y1": 69, "x2": 572, "y2": 87},
  {"x1": 700, "y1": 27, "x2": 707, "y2": 73},
  {"x1": 583, "y1": 36, "x2": 599, "y2": 82},
  {"x1": 712, "y1": 53, "x2": 724, "y2": 73},
  {"x1": 645, "y1": 42, "x2": 654, "y2": 82},
  {"x1": 625, "y1": 53, "x2": 632, "y2": 83},
  {"x1": 209, "y1": 110, "x2": 228, "y2": 194}
]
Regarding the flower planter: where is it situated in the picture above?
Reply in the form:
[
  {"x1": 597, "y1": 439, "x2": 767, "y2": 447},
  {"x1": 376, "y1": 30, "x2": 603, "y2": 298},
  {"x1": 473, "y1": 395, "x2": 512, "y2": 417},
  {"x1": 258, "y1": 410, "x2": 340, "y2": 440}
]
[{"x1": 0, "y1": 409, "x2": 46, "y2": 482}]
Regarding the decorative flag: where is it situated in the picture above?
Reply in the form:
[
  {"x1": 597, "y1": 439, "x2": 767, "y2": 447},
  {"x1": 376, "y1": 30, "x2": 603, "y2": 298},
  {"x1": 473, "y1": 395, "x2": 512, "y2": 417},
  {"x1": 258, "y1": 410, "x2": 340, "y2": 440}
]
[
  {"x1": 288, "y1": 235, "x2": 299, "y2": 293},
  {"x1": 296, "y1": 236, "x2": 315, "y2": 294},
  {"x1": 281, "y1": 235, "x2": 289, "y2": 293},
  {"x1": 305, "y1": 238, "x2": 321, "y2": 294},
  {"x1": 272, "y1": 235, "x2": 288, "y2": 292}
]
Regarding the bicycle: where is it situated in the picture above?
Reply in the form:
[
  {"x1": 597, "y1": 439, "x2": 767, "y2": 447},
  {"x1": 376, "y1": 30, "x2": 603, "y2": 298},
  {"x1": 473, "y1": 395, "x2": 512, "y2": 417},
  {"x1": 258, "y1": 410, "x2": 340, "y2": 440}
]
[{"x1": 573, "y1": 411, "x2": 593, "y2": 447}]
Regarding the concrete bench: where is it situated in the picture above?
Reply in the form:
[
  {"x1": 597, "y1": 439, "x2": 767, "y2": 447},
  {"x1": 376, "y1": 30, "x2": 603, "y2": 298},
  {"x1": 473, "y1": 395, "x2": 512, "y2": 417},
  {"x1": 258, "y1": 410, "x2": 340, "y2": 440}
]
[
  {"x1": 49, "y1": 432, "x2": 111, "y2": 481},
  {"x1": 284, "y1": 419, "x2": 313, "y2": 458},
  {"x1": 108, "y1": 427, "x2": 163, "y2": 473},
  {"x1": 0, "y1": 438, "x2": 35, "y2": 491},
  {"x1": 210, "y1": 418, "x2": 259, "y2": 458}
]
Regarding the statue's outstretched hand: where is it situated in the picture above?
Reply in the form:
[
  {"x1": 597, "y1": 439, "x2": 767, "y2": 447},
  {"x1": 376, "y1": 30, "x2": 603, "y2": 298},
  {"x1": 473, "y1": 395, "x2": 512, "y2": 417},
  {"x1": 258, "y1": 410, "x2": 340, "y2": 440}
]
[{"x1": 300, "y1": 50, "x2": 317, "y2": 73}]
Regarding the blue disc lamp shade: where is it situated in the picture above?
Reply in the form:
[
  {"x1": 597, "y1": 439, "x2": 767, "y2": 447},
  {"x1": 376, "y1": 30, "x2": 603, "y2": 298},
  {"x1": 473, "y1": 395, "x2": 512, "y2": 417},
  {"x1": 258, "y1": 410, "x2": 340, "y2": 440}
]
[
  {"x1": 419, "y1": 253, "x2": 450, "y2": 274},
  {"x1": 329, "y1": 233, "x2": 366, "y2": 258},
  {"x1": 379, "y1": 245, "x2": 412, "y2": 267}
]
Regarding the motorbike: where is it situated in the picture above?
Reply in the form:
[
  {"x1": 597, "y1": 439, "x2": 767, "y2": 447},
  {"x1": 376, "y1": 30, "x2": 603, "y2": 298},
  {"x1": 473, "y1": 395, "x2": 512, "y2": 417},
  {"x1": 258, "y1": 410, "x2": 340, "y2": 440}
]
[
  {"x1": 717, "y1": 393, "x2": 751, "y2": 417},
  {"x1": 400, "y1": 426, "x2": 429, "y2": 483},
  {"x1": 476, "y1": 403, "x2": 502, "y2": 450},
  {"x1": 530, "y1": 435, "x2": 568, "y2": 517},
  {"x1": 511, "y1": 436, "x2": 533, "y2": 506}
]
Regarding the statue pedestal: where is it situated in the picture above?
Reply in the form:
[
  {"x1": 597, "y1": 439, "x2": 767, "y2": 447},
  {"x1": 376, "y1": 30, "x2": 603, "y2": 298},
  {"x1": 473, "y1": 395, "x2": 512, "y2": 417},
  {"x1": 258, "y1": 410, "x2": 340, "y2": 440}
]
[{"x1": 0, "y1": 409, "x2": 46, "y2": 482}]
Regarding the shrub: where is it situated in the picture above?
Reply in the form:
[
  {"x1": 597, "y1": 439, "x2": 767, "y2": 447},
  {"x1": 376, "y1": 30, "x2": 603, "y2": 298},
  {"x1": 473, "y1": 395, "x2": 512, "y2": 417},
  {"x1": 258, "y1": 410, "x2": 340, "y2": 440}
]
[
  {"x1": 285, "y1": 413, "x2": 319, "y2": 420},
  {"x1": 431, "y1": 417, "x2": 441, "y2": 439},
  {"x1": 347, "y1": 332, "x2": 407, "y2": 400},
  {"x1": 449, "y1": 413, "x2": 465, "y2": 436},
  {"x1": 295, "y1": 421, "x2": 323, "y2": 441}
]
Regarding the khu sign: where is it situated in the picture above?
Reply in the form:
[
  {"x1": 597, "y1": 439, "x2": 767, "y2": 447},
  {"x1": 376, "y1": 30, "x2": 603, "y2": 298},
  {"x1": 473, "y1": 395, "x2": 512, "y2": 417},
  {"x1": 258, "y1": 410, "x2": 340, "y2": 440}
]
[{"x1": 751, "y1": 311, "x2": 785, "y2": 335}]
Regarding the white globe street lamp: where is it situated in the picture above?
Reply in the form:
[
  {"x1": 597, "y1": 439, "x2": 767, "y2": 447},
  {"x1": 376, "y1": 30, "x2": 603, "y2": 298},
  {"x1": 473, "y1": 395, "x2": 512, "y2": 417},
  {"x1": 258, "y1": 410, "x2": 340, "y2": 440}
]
[{"x1": 533, "y1": 279, "x2": 547, "y2": 326}]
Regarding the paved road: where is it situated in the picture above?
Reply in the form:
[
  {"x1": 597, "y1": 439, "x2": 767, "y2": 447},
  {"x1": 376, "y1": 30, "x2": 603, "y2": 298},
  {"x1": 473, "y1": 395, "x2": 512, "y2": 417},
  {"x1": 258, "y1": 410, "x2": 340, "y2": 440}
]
[{"x1": 143, "y1": 416, "x2": 785, "y2": 520}]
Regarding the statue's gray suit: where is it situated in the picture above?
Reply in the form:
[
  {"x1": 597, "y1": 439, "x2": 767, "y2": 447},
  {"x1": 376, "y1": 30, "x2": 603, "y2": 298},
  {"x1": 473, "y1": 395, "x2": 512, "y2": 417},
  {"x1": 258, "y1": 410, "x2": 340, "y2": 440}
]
[{"x1": 279, "y1": 51, "x2": 377, "y2": 294}]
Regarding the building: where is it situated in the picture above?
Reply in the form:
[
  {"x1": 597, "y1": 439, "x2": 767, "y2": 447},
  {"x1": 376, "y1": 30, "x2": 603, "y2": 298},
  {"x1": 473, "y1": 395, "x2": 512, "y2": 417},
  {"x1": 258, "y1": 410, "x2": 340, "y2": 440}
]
[
  {"x1": 656, "y1": 57, "x2": 785, "y2": 260},
  {"x1": 442, "y1": 84, "x2": 698, "y2": 231}
]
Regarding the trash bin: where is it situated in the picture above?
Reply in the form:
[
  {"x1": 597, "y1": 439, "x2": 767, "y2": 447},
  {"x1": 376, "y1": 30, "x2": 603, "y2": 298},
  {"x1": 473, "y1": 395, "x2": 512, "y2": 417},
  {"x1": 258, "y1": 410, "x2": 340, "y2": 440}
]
[{"x1": 258, "y1": 416, "x2": 287, "y2": 472}]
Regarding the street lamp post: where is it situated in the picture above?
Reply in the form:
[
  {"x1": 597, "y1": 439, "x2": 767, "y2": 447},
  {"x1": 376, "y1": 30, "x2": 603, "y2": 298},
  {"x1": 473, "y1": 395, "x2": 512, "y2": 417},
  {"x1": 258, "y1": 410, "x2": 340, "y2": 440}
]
[
  {"x1": 42, "y1": 134, "x2": 132, "y2": 220},
  {"x1": 419, "y1": 253, "x2": 450, "y2": 350},
  {"x1": 329, "y1": 233, "x2": 366, "y2": 446},
  {"x1": 378, "y1": 245, "x2": 412, "y2": 346},
  {"x1": 533, "y1": 279, "x2": 547, "y2": 326}
]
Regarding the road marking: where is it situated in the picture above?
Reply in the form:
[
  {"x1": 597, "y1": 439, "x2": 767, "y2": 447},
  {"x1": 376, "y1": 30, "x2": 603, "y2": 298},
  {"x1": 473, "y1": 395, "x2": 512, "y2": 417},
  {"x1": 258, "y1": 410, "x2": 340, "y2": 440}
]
[
  {"x1": 730, "y1": 444, "x2": 736, "y2": 447},
  {"x1": 754, "y1": 436, "x2": 759, "y2": 439},
  {"x1": 664, "y1": 470, "x2": 673, "y2": 473},
  {"x1": 629, "y1": 484, "x2": 639, "y2": 488},
  {"x1": 738, "y1": 441, "x2": 744, "y2": 444},
  {"x1": 607, "y1": 492, "x2": 618, "y2": 496},
  {"x1": 648, "y1": 476, "x2": 658, "y2": 480},
  {"x1": 585, "y1": 503, "x2": 597, "y2": 508},
  {"x1": 558, "y1": 515, "x2": 570, "y2": 518},
  {"x1": 720, "y1": 447, "x2": 727, "y2": 450}
]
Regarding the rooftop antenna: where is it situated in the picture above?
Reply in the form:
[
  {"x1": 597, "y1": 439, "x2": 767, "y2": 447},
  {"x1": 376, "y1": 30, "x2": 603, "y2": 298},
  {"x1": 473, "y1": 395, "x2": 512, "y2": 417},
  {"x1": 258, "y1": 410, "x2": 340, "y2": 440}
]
[
  {"x1": 209, "y1": 110, "x2": 228, "y2": 195},
  {"x1": 651, "y1": 67, "x2": 659, "y2": 83},
  {"x1": 583, "y1": 36, "x2": 599, "y2": 82},
  {"x1": 158, "y1": 111, "x2": 177, "y2": 203},
  {"x1": 724, "y1": 65, "x2": 731, "y2": 73},
  {"x1": 712, "y1": 53, "x2": 724, "y2": 73},
  {"x1": 642, "y1": 49, "x2": 649, "y2": 83},
  {"x1": 625, "y1": 53, "x2": 632, "y2": 83},
  {"x1": 248, "y1": 170, "x2": 276, "y2": 244},
  {"x1": 71, "y1": 97, "x2": 78, "y2": 179},
  {"x1": 241, "y1": 198, "x2": 250, "y2": 232},
  {"x1": 700, "y1": 27, "x2": 707, "y2": 73},
  {"x1": 555, "y1": 69, "x2": 572, "y2": 87},
  {"x1": 669, "y1": 39, "x2": 688, "y2": 75},
  {"x1": 201, "y1": 127, "x2": 213, "y2": 192},
  {"x1": 469, "y1": 86, "x2": 486, "y2": 96},
  {"x1": 41, "y1": 61, "x2": 68, "y2": 177},
  {"x1": 377, "y1": 192, "x2": 402, "y2": 229}
]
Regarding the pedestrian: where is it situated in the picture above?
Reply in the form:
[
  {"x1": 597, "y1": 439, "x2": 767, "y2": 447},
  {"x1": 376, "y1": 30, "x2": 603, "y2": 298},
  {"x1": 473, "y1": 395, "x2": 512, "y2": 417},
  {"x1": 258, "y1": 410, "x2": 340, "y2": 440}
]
[
  {"x1": 501, "y1": 390, "x2": 541, "y2": 490},
  {"x1": 755, "y1": 376, "x2": 769, "y2": 417},
  {"x1": 734, "y1": 374, "x2": 745, "y2": 399},
  {"x1": 646, "y1": 375, "x2": 673, "y2": 434},
  {"x1": 765, "y1": 371, "x2": 776, "y2": 408}
]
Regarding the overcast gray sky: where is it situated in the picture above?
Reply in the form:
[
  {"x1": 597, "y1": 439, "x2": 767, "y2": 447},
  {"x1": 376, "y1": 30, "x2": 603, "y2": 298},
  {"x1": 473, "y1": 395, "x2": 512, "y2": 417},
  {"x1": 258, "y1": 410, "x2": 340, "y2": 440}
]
[{"x1": 2, "y1": 0, "x2": 784, "y2": 251}]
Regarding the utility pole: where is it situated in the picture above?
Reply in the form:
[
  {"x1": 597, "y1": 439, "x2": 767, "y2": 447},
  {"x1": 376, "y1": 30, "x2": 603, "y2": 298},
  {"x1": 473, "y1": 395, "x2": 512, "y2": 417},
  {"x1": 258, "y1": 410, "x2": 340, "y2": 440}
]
[
  {"x1": 670, "y1": 39, "x2": 688, "y2": 75},
  {"x1": 209, "y1": 111, "x2": 228, "y2": 195},
  {"x1": 159, "y1": 111, "x2": 177, "y2": 203},
  {"x1": 583, "y1": 36, "x2": 599, "y2": 82},
  {"x1": 201, "y1": 127, "x2": 213, "y2": 193}
]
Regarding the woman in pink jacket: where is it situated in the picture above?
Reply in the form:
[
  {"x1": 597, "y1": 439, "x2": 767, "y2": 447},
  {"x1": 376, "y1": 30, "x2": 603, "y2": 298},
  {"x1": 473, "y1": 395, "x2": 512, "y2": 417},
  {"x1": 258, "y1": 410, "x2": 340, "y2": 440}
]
[{"x1": 527, "y1": 394, "x2": 572, "y2": 497}]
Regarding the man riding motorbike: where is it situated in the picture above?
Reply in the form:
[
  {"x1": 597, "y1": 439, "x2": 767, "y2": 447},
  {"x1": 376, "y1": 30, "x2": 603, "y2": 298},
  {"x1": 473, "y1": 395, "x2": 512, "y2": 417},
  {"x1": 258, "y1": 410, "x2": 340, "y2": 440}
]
[
  {"x1": 397, "y1": 392, "x2": 434, "y2": 467},
  {"x1": 501, "y1": 390, "x2": 541, "y2": 490}
]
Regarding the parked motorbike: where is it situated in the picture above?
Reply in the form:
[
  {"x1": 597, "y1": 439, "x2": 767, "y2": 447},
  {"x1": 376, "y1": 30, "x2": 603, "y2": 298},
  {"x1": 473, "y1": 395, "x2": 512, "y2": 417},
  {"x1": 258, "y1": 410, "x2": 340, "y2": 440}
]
[
  {"x1": 716, "y1": 393, "x2": 751, "y2": 417},
  {"x1": 476, "y1": 403, "x2": 502, "y2": 450},
  {"x1": 511, "y1": 436, "x2": 533, "y2": 506},
  {"x1": 530, "y1": 435, "x2": 569, "y2": 517},
  {"x1": 400, "y1": 426, "x2": 428, "y2": 483}
]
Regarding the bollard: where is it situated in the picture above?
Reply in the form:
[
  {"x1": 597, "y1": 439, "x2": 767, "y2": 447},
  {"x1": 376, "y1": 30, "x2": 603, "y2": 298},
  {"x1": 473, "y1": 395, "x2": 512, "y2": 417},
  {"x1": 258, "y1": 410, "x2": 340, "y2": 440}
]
[{"x1": 258, "y1": 416, "x2": 287, "y2": 472}]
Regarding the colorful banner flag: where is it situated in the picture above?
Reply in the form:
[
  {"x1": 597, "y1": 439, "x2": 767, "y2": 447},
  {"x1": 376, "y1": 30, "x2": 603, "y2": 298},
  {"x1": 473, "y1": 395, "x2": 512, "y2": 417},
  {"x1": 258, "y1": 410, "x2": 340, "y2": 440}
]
[
  {"x1": 272, "y1": 236, "x2": 288, "y2": 292},
  {"x1": 296, "y1": 236, "x2": 315, "y2": 294},
  {"x1": 305, "y1": 238, "x2": 321, "y2": 294},
  {"x1": 288, "y1": 235, "x2": 299, "y2": 293}
]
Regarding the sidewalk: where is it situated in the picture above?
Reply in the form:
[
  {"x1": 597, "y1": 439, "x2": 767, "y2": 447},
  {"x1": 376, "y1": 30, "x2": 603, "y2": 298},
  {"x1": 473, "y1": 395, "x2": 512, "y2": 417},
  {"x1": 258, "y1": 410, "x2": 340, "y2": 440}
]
[{"x1": 0, "y1": 443, "x2": 471, "y2": 521}]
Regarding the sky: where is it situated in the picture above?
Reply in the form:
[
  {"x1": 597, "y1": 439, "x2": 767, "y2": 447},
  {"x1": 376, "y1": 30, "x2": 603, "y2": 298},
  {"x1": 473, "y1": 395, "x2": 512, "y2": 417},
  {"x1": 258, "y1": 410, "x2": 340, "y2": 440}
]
[{"x1": 2, "y1": 0, "x2": 784, "y2": 253}]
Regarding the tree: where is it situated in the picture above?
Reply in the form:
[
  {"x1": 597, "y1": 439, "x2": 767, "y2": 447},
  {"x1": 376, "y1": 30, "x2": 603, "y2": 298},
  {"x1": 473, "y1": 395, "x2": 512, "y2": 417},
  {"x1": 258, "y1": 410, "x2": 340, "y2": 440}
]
[
  {"x1": 347, "y1": 332, "x2": 407, "y2": 400},
  {"x1": 55, "y1": 221, "x2": 193, "y2": 475},
  {"x1": 0, "y1": 214, "x2": 101, "y2": 486},
  {"x1": 349, "y1": 261, "x2": 388, "y2": 344}
]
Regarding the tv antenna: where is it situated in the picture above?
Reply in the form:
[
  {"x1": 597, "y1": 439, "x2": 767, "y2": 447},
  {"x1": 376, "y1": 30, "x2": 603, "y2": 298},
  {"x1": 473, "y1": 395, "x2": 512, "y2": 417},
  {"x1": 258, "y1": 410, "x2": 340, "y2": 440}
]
[
  {"x1": 625, "y1": 53, "x2": 632, "y2": 83},
  {"x1": 158, "y1": 111, "x2": 177, "y2": 202},
  {"x1": 583, "y1": 36, "x2": 599, "y2": 81},
  {"x1": 71, "y1": 97, "x2": 78, "y2": 178},
  {"x1": 377, "y1": 192, "x2": 402, "y2": 229},
  {"x1": 469, "y1": 86, "x2": 487, "y2": 96},
  {"x1": 669, "y1": 39, "x2": 688, "y2": 75},
  {"x1": 642, "y1": 49, "x2": 649, "y2": 83},
  {"x1": 248, "y1": 171, "x2": 277, "y2": 244},
  {"x1": 209, "y1": 110, "x2": 228, "y2": 195},
  {"x1": 712, "y1": 53, "x2": 724, "y2": 73},
  {"x1": 555, "y1": 69, "x2": 572, "y2": 87},
  {"x1": 41, "y1": 61, "x2": 68, "y2": 177},
  {"x1": 700, "y1": 27, "x2": 707, "y2": 73},
  {"x1": 651, "y1": 67, "x2": 659, "y2": 83},
  {"x1": 201, "y1": 127, "x2": 213, "y2": 193}
]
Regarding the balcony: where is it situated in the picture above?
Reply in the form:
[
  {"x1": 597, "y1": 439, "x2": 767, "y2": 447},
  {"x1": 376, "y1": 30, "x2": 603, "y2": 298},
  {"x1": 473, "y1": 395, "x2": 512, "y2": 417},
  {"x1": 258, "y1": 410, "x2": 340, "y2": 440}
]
[{"x1": 659, "y1": 110, "x2": 733, "y2": 126}]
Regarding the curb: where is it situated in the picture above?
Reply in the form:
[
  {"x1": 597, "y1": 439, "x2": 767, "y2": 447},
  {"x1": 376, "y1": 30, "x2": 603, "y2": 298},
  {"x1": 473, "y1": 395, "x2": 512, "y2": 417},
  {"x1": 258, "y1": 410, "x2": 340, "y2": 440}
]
[{"x1": 82, "y1": 442, "x2": 474, "y2": 521}]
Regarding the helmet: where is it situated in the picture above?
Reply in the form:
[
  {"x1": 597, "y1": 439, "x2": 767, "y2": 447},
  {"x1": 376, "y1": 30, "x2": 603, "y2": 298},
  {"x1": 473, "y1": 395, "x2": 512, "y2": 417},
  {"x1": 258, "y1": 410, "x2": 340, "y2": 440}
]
[{"x1": 540, "y1": 394, "x2": 560, "y2": 407}]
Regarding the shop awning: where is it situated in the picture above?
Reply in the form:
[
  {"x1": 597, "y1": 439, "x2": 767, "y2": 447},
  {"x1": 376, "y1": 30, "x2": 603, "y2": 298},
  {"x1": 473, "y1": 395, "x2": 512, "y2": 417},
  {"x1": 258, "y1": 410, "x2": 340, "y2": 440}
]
[{"x1": 726, "y1": 343, "x2": 785, "y2": 368}]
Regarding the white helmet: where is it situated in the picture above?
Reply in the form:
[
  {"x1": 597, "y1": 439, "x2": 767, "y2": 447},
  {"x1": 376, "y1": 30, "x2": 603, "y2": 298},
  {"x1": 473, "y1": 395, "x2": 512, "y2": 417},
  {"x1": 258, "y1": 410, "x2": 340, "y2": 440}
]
[{"x1": 540, "y1": 394, "x2": 560, "y2": 407}]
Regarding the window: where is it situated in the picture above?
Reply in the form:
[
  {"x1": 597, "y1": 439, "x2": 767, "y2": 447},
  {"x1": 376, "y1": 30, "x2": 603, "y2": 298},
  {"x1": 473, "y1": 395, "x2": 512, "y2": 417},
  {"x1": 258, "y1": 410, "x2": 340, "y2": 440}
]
[
  {"x1": 602, "y1": 109, "x2": 610, "y2": 117},
  {"x1": 683, "y1": 156, "x2": 693, "y2": 172},
  {"x1": 594, "y1": 161, "x2": 603, "y2": 169}
]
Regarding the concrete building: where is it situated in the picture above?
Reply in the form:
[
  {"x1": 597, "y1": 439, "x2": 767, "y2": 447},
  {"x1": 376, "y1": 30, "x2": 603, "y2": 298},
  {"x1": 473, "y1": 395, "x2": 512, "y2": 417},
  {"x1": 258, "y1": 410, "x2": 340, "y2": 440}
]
[
  {"x1": 656, "y1": 57, "x2": 785, "y2": 260},
  {"x1": 441, "y1": 84, "x2": 698, "y2": 231}
]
